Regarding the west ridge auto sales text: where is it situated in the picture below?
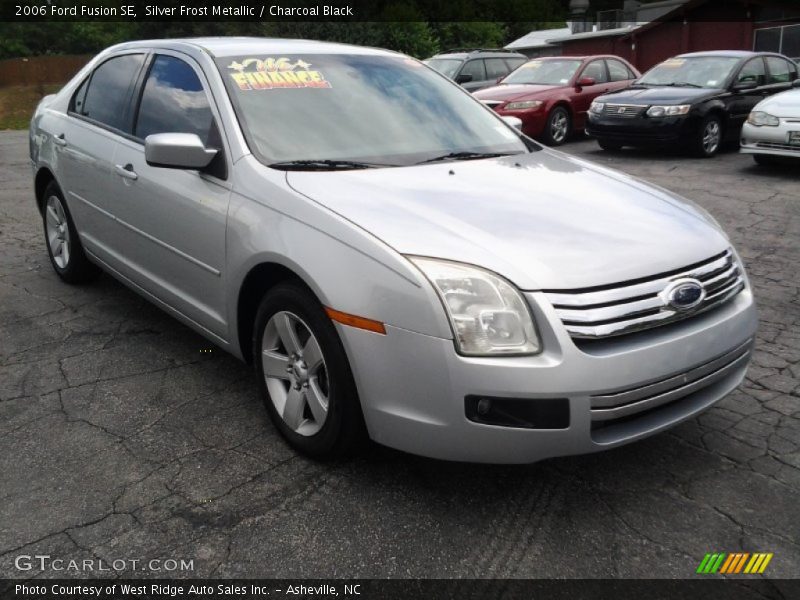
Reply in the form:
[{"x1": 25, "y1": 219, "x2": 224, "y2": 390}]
[{"x1": 16, "y1": 584, "x2": 360, "y2": 596}]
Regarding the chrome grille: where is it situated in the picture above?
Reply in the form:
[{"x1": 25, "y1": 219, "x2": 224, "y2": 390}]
[
  {"x1": 756, "y1": 142, "x2": 800, "y2": 153},
  {"x1": 544, "y1": 249, "x2": 744, "y2": 339},
  {"x1": 590, "y1": 340, "x2": 751, "y2": 420},
  {"x1": 603, "y1": 104, "x2": 644, "y2": 118}
]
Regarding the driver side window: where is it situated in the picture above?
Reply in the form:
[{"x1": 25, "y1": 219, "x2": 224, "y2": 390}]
[
  {"x1": 737, "y1": 58, "x2": 766, "y2": 86},
  {"x1": 581, "y1": 60, "x2": 608, "y2": 84}
]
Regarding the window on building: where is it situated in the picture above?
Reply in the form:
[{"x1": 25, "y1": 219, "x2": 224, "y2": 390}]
[
  {"x1": 79, "y1": 54, "x2": 145, "y2": 132},
  {"x1": 754, "y1": 24, "x2": 800, "y2": 61}
]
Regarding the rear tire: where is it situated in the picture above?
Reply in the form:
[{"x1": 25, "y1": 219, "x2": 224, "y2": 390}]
[
  {"x1": 41, "y1": 181, "x2": 100, "y2": 284},
  {"x1": 542, "y1": 107, "x2": 571, "y2": 146},
  {"x1": 252, "y1": 282, "x2": 366, "y2": 459},
  {"x1": 598, "y1": 139, "x2": 623, "y2": 152}
]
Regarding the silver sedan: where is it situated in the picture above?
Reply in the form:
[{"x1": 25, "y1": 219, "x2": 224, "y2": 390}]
[
  {"x1": 741, "y1": 80, "x2": 800, "y2": 165},
  {"x1": 30, "y1": 38, "x2": 757, "y2": 463}
]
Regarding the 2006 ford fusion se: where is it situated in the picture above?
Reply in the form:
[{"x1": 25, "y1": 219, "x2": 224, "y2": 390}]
[{"x1": 30, "y1": 38, "x2": 757, "y2": 463}]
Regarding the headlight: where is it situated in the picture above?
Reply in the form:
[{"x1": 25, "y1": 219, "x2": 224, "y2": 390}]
[
  {"x1": 646, "y1": 104, "x2": 691, "y2": 117},
  {"x1": 589, "y1": 102, "x2": 605, "y2": 114},
  {"x1": 410, "y1": 257, "x2": 541, "y2": 356},
  {"x1": 504, "y1": 100, "x2": 543, "y2": 111},
  {"x1": 747, "y1": 111, "x2": 780, "y2": 127}
]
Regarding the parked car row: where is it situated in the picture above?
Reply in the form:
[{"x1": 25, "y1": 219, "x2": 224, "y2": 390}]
[{"x1": 430, "y1": 48, "x2": 800, "y2": 162}]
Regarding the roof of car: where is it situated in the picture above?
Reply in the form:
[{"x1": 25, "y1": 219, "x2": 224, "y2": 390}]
[
  {"x1": 429, "y1": 49, "x2": 526, "y2": 59},
  {"x1": 109, "y1": 37, "x2": 399, "y2": 58},
  {"x1": 677, "y1": 50, "x2": 757, "y2": 59}
]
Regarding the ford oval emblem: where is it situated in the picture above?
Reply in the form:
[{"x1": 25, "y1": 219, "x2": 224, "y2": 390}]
[{"x1": 663, "y1": 278, "x2": 706, "y2": 311}]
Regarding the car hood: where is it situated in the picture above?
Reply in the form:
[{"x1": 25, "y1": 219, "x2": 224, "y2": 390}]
[
  {"x1": 474, "y1": 84, "x2": 562, "y2": 103},
  {"x1": 286, "y1": 151, "x2": 728, "y2": 290},
  {"x1": 599, "y1": 86, "x2": 721, "y2": 105},
  {"x1": 754, "y1": 88, "x2": 800, "y2": 117}
]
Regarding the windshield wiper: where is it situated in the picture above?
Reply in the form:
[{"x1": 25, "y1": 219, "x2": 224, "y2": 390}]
[
  {"x1": 417, "y1": 151, "x2": 519, "y2": 165},
  {"x1": 269, "y1": 159, "x2": 394, "y2": 171},
  {"x1": 664, "y1": 82, "x2": 703, "y2": 88}
]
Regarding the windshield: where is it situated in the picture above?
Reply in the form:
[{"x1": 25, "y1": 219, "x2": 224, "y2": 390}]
[
  {"x1": 218, "y1": 54, "x2": 529, "y2": 168},
  {"x1": 502, "y1": 59, "x2": 583, "y2": 85},
  {"x1": 424, "y1": 58, "x2": 462, "y2": 79},
  {"x1": 638, "y1": 56, "x2": 740, "y2": 88}
]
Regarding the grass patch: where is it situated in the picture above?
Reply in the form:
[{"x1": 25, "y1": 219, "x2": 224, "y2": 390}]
[{"x1": 0, "y1": 84, "x2": 62, "y2": 130}]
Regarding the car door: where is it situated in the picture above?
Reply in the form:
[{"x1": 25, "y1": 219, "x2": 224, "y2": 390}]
[
  {"x1": 109, "y1": 52, "x2": 231, "y2": 339},
  {"x1": 728, "y1": 57, "x2": 769, "y2": 133},
  {"x1": 572, "y1": 60, "x2": 612, "y2": 128},
  {"x1": 54, "y1": 52, "x2": 146, "y2": 257},
  {"x1": 458, "y1": 59, "x2": 488, "y2": 92}
]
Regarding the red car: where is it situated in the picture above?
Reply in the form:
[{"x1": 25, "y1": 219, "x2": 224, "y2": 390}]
[{"x1": 474, "y1": 55, "x2": 640, "y2": 145}]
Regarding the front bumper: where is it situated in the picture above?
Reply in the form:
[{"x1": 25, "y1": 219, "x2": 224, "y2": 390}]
[
  {"x1": 337, "y1": 287, "x2": 757, "y2": 463},
  {"x1": 586, "y1": 113, "x2": 699, "y2": 145},
  {"x1": 494, "y1": 107, "x2": 548, "y2": 138},
  {"x1": 740, "y1": 121, "x2": 800, "y2": 158}
]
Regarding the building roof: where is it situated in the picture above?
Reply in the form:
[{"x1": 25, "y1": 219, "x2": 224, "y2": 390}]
[
  {"x1": 505, "y1": 27, "x2": 572, "y2": 50},
  {"x1": 547, "y1": 26, "x2": 638, "y2": 43}
]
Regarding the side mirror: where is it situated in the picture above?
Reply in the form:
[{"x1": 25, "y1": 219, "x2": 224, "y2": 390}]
[
  {"x1": 576, "y1": 77, "x2": 596, "y2": 88},
  {"x1": 145, "y1": 133, "x2": 217, "y2": 170},
  {"x1": 501, "y1": 115, "x2": 523, "y2": 131},
  {"x1": 733, "y1": 79, "x2": 758, "y2": 92},
  {"x1": 496, "y1": 76, "x2": 505, "y2": 84},
  {"x1": 455, "y1": 73, "x2": 473, "y2": 84}
]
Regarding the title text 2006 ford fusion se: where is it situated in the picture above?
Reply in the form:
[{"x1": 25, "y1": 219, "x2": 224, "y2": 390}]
[{"x1": 30, "y1": 38, "x2": 757, "y2": 463}]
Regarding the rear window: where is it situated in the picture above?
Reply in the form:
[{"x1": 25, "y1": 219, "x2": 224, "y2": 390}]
[{"x1": 78, "y1": 54, "x2": 145, "y2": 132}]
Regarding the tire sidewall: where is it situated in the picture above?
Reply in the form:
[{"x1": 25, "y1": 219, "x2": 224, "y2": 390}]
[
  {"x1": 42, "y1": 181, "x2": 81, "y2": 280},
  {"x1": 544, "y1": 107, "x2": 570, "y2": 146},
  {"x1": 696, "y1": 115, "x2": 723, "y2": 158},
  {"x1": 252, "y1": 283, "x2": 363, "y2": 458}
]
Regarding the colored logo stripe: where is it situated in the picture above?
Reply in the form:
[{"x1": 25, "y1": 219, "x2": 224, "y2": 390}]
[{"x1": 698, "y1": 553, "x2": 773, "y2": 574}]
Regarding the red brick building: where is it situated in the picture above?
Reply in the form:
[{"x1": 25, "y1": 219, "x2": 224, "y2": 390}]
[{"x1": 549, "y1": 0, "x2": 800, "y2": 72}]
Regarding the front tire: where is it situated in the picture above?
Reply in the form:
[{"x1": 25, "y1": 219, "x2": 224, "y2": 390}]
[
  {"x1": 252, "y1": 282, "x2": 366, "y2": 459},
  {"x1": 41, "y1": 181, "x2": 100, "y2": 284},
  {"x1": 693, "y1": 115, "x2": 723, "y2": 158},
  {"x1": 542, "y1": 107, "x2": 571, "y2": 146}
]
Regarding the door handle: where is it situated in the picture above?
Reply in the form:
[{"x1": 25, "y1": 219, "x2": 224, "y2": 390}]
[
  {"x1": 114, "y1": 163, "x2": 138, "y2": 181},
  {"x1": 53, "y1": 133, "x2": 67, "y2": 147}
]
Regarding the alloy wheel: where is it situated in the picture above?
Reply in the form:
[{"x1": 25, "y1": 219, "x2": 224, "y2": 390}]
[
  {"x1": 45, "y1": 195, "x2": 70, "y2": 269},
  {"x1": 261, "y1": 311, "x2": 329, "y2": 436},
  {"x1": 551, "y1": 111, "x2": 569, "y2": 143},
  {"x1": 702, "y1": 120, "x2": 721, "y2": 155}
]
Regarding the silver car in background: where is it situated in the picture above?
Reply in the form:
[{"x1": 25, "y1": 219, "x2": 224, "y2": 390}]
[
  {"x1": 741, "y1": 80, "x2": 800, "y2": 165},
  {"x1": 30, "y1": 38, "x2": 757, "y2": 463}
]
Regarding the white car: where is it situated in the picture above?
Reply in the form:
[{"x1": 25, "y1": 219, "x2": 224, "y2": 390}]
[{"x1": 741, "y1": 80, "x2": 800, "y2": 164}]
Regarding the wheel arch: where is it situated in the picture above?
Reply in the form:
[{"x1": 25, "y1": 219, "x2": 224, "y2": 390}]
[
  {"x1": 236, "y1": 261, "x2": 320, "y2": 365},
  {"x1": 34, "y1": 166, "x2": 57, "y2": 214}
]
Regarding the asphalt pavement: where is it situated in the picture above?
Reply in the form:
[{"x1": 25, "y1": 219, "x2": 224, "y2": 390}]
[{"x1": 1, "y1": 130, "x2": 798, "y2": 579}]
